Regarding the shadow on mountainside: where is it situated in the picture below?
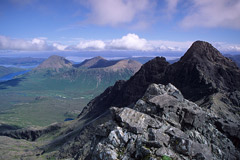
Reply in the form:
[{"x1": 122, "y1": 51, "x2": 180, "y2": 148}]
[{"x1": 0, "y1": 77, "x2": 25, "y2": 89}]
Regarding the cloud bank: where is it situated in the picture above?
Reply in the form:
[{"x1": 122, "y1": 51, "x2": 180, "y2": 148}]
[
  {"x1": 0, "y1": 36, "x2": 52, "y2": 51},
  {"x1": 0, "y1": 34, "x2": 239, "y2": 53}
]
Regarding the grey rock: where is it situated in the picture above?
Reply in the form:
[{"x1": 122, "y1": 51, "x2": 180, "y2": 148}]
[
  {"x1": 155, "y1": 147, "x2": 177, "y2": 158},
  {"x1": 111, "y1": 107, "x2": 161, "y2": 134},
  {"x1": 94, "y1": 143, "x2": 118, "y2": 160},
  {"x1": 148, "y1": 128, "x2": 170, "y2": 146}
]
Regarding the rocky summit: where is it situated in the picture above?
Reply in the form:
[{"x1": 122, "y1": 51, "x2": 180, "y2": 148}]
[{"x1": 51, "y1": 83, "x2": 240, "y2": 159}]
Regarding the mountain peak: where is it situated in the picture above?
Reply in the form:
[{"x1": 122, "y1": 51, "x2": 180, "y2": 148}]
[
  {"x1": 36, "y1": 55, "x2": 72, "y2": 70},
  {"x1": 75, "y1": 56, "x2": 106, "y2": 68},
  {"x1": 179, "y1": 40, "x2": 239, "y2": 71},
  {"x1": 180, "y1": 40, "x2": 222, "y2": 63}
]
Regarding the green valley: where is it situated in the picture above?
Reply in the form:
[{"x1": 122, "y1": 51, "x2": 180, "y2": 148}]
[{"x1": 0, "y1": 56, "x2": 141, "y2": 128}]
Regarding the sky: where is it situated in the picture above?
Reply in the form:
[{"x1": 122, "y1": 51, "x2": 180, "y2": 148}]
[{"x1": 0, "y1": 0, "x2": 240, "y2": 59}]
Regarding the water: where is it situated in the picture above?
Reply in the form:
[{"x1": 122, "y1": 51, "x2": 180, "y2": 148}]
[
  {"x1": 64, "y1": 118, "x2": 74, "y2": 121},
  {"x1": 0, "y1": 64, "x2": 37, "y2": 69},
  {"x1": 0, "y1": 70, "x2": 30, "y2": 82}
]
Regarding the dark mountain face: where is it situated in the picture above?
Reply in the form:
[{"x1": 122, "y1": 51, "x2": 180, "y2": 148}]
[
  {"x1": 79, "y1": 41, "x2": 240, "y2": 121},
  {"x1": 165, "y1": 41, "x2": 240, "y2": 101}
]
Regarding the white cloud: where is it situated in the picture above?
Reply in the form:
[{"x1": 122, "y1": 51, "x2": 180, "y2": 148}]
[
  {"x1": 0, "y1": 34, "x2": 240, "y2": 53},
  {"x1": 149, "y1": 40, "x2": 192, "y2": 51},
  {"x1": 109, "y1": 33, "x2": 151, "y2": 51},
  {"x1": 0, "y1": 36, "x2": 64, "y2": 51},
  {"x1": 53, "y1": 43, "x2": 67, "y2": 51},
  {"x1": 0, "y1": 36, "x2": 50, "y2": 51},
  {"x1": 75, "y1": 40, "x2": 106, "y2": 50},
  {"x1": 31, "y1": 38, "x2": 48, "y2": 50},
  {"x1": 180, "y1": 0, "x2": 240, "y2": 29},
  {"x1": 80, "y1": 0, "x2": 156, "y2": 27},
  {"x1": 213, "y1": 42, "x2": 240, "y2": 52}
]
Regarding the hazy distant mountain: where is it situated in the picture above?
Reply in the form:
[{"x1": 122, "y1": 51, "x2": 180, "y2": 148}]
[
  {"x1": 0, "y1": 57, "x2": 45, "y2": 66},
  {"x1": 36, "y1": 55, "x2": 72, "y2": 71},
  {"x1": 74, "y1": 56, "x2": 142, "y2": 70},
  {"x1": 51, "y1": 57, "x2": 142, "y2": 90},
  {"x1": 125, "y1": 57, "x2": 155, "y2": 64},
  {"x1": 225, "y1": 54, "x2": 240, "y2": 67},
  {"x1": 74, "y1": 56, "x2": 107, "y2": 68},
  {"x1": 35, "y1": 55, "x2": 142, "y2": 78},
  {"x1": 102, "y1": 59, "x2": 141, "y2": 72},
  {"x1": 125, "y1": 56, "x2": 179, "y2": 64}
]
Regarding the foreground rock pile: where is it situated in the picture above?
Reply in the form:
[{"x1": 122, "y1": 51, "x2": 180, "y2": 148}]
[{"x1": 58, "y1": 83, "x2": 239, "y2": 160}]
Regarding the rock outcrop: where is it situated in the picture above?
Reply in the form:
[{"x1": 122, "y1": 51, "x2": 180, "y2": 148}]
[{"x1": 55, "y1": 83, "x2": 240, "y2": 160}]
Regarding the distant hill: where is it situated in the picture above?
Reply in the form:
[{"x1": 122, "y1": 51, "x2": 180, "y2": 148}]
[
  {"x1": 0, "y1": 66, "x2": 25, "y2": 77},
  {"x1": 49, "y1": 57, "x2": 142, "y2": 90},
  {"x1": 36, "y1": 55, "x2": 72, "y2": 71},
  {"x1": 74, "y1": 56, "x2": 107, "y2": 68},
  {"x1": 125, "y1": 57, "x2": 155, "y2": 64},
  {"x1": 0, "y1": 57, "x2": 45, "y2": 66},
  {"x1": 125, "y1": 56, "x2": 179, "y2": 64},
  {"x1": 103, "y1": 59, "x2": 141, "y2": 72}
]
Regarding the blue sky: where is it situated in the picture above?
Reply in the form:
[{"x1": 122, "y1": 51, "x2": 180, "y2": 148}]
[{"x1": 0, "y1": 0, "x2": 240, "y2": 58}]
